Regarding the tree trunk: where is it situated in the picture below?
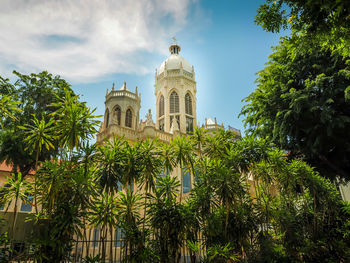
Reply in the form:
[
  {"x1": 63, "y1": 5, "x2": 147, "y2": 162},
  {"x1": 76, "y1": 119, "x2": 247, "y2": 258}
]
[
  {"x1": 11, "y1": 197, "x2": 18, "y2": 239},
  {"x1": 224, "y1": 201, "x2": 229, "y2": 240},
  {"x1": 179, "y1": 166, "x2": 183, "y2": 203},
  {"x1": 34, "y1": 147, "x2": 39, "y2": 214},
  {"x1": 109, "y1": 226, "x2": 113, "y2": 263}
]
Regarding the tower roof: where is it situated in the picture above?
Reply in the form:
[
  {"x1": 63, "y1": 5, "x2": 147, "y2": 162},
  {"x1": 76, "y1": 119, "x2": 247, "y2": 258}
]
[{"x1": 157, "y1": 38, "x2": 193, "y2": 75}]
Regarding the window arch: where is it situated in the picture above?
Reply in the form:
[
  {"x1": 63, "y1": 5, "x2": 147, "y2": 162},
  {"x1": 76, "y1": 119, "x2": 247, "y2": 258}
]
[
  {"x1": 170, "y1": 91, "x2": 179, "y2": 113},
  {"x1": 105, "y1": 109, "x2": 110, "y2": 128},
  {"x1": 185, "y1": 93, "x2": 193, "y2": 115},
  {"x1": 125, "y1": 109, "x2": 132, "y2": 128},
  {"x1": 159, "y1": 95, "x2": 164, "y2": 117},
  {"x1": 114, "y1": 105, "x2": 121, "y2": 125}
]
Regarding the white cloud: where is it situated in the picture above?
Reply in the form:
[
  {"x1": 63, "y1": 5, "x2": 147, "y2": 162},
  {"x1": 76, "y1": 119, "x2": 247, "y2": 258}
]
[{"x1": 0, "y1": 0, "x2": 194, "y2": 82}]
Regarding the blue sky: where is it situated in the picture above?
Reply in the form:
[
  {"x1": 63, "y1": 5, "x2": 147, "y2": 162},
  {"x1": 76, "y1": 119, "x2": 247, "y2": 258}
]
[{"x1": 0, "y1": 0, "x2": 288, "y2": 134}]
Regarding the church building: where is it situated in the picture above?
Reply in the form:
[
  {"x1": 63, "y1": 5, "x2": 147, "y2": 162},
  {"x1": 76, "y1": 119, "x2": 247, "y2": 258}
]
[{"x1": 97, "y1": 39, "x2": 241, "y2": 193}]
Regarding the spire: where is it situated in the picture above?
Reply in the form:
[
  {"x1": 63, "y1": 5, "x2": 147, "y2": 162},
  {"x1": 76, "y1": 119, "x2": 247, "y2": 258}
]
[
  {"x1": 169, "y1": 36, "x2": 181, "y2": 55},
  {"x1": 120, "y1": 81, "x2": 128, "y2": 91},
  {"x1": 112, "y1": 82, "x2": 115, "y2": 91}
]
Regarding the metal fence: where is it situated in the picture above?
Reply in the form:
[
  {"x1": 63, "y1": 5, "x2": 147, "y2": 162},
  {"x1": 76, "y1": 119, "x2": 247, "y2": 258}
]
[{"x1": 1, "y1": 237, "x2": 206, "y2": 262}]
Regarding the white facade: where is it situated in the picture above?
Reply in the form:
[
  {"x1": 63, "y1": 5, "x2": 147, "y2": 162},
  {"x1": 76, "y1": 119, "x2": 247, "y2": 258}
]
[{"x1": 155, "y1": 41, "x2": 197, "y2": 134}]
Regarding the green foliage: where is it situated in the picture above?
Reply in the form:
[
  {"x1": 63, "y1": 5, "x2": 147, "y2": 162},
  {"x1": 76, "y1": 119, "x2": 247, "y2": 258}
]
[
  {"x1": 0, "y1": 93, "x2": 21, "y2": 128},
  {"x1": 255, "y1": 0, "x2": 350, "y2": 55},
  {"x1": 95, "y1": 137, "x2": 125, "y2": 195},
  {"x1": 50, "y1": 89, "x2": 100, "y2": 151},
  {"x1": 0, "y1": 71, "x2": 74, "y2": 176},
  {"x1": 206, "y1": 243, "x2": 239, "y2": 263},
  {"x1": 0, "y1": 218, "x2": 11, "y2": 263},
  {"x1": 82, "y1": 255, "x2": 103, "y2": 263},
  {"x1": 148, "y1": 180, "x2": 185, "y2": 263},
  {"x1": 241, "y1": 34, "x2": 350, "y2": 181},
  {"x1": 1, "y1": 69, "x2": 350, "y2": 262}
]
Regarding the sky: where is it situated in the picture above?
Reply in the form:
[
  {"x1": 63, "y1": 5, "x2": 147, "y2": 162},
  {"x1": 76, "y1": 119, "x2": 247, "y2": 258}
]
[{"x1": 0, "y1": 0, "x2": 288, "y2": 134}]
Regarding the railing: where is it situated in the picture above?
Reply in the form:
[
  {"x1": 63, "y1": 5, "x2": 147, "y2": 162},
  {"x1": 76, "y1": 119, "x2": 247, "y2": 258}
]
[
  {"x1": 106, "y1": 90, "x2": 138, "y2": 101},
  {"x1": 2, "y1": 237, "x2": 206, "y2": 263},
  {"x1": 157, "y1": 70, "x2": 194, "y2": 80},
  {"x1": 97, "y1": 125, "x2": 176, "y2": 143}
]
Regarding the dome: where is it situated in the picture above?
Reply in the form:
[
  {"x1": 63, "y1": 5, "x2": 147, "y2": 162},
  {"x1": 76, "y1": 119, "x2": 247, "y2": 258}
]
[
  {"x1": 158, "y1": 54, "x2": 193, "y2": 74},
  {"x1": 157, "y1": 39, "x2": 193, "y2": 75}
]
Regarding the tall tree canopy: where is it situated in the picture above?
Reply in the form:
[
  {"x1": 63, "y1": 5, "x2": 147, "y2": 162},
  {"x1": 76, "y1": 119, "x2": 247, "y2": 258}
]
[
  {"x1": 0, "y1": 71, "x2": 74, "y2": 176},
  {"x1": 241, "y1": 1, "x2": 350, "y2": 181},
  {"x1": 240, "y1": 34, "x2": 350, "y2": 181},
  {"x1": 255, "y1": 0, "x2": 350, "y2": 55}
]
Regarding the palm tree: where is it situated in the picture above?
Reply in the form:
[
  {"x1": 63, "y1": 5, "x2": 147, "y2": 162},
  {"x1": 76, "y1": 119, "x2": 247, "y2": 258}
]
[
  {"x1": 121, "y1": 141, "x2": 143, "y2": 191},
  {"x1": 210, "y1": 159, "x2": 244, "y2": 239},
  {"x1": 116, "y1": 190, "x2": 142, "y2": 261},
  {"x1": 19, "y1": 114, "x2": 56, "y2": 169},
  {"x1": 171, "y1": 136, "x2": 194, "y2": 202},
  {"x1": 138, "y1": 139, "x2": 162, "y2": 239},
  {"x1": 93, "y1": 138, "x2": 126, "y2": 262},
  {"x1": 203, "y1": 132, "x2": 225, "y2": 159},
  {"x1": 148, "y1": 176, "x2": 184, "y2": 263},
  {"x1": 1, "y1": 172, "x2": 31, "y2": 239},
  {"x1": 89, "y1": 192, "x2": 118, "y2": 262},
  {"x1": 19, "y1": 114, "x2": 56, "y2": 212},
  {"x1": 95, "y1": 137, "x2": 125, "y2": 195},
  {"x1": 191, "y1": 127, "x2": 207, "y2": 158},
  {"x1": 139, "y1": 139, "x2": 161, "y2": 196},
  {"x1": 155, "y1": 173, "x2": 180, "y2": 202},
  {"x1": 50, "y1": 89, "x2": 100, "y2": 157},
  {"x1": 160, "y1": 142, "x2": 175, "y2": 177}
]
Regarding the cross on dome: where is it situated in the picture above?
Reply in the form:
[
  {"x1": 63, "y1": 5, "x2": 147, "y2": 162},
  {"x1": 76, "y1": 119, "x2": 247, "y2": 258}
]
[
  {"x1": 172, "y1": 36, "x2": 177, "y2": 44},
  {"x1": 169, "y1": 37, "x2": 181, "y2": 55}
]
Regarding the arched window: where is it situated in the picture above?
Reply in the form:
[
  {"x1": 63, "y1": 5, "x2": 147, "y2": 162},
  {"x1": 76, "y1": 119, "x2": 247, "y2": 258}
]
[
  {"x1": 114, "y1": 105, "x2": 121, "y2": 125},
  {"x1": 185, "y1": 93, "x2": 193, "y2": 115},
  {"x1": 125, "y1": 109, "x2": 132, "y2": 128},
  {"x1": 159, "y1": 95, "x2": 164, "y2": 117},
  {"x1": 105, "y1": 109, "x2": 109, "y2": 128},
  {"x1": 170, "y1": 91, "x2": 179, "y2": 113}
]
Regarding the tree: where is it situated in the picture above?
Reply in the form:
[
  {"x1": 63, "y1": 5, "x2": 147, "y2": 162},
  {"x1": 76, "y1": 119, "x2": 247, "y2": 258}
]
[
  {"x1": 50, "y1": 89, "x2": 100, "y2": 158},
  {"x1": 138, "y1": 139, "x2": 162, "y2": 239},
  {"x1": 255, "y1": 0, "x2": 350, "y2": 55},
  {"x1": 121, "y1": 141, "x2": 143, "y2": 191},
  {"x1": 148, "y1": 175, "x2": 184, "y2": 263},
  {"x1": 19, "y1": 115, "x2": 56, "y2": 213},
  {"x1": 0, "y1": 71, "x2": 74, "y2": 177},
  {"x1": 240, "y1": 35, "x2": 350, "y2": 181},
  {"x1": 89, "y1": 192, "x2": 118, "y2": 262},
  {"x1": 1, "y1": 172, "x2": 31, "y2": 239},
  {"x1": 171, "y1": 136, "x2": 194, "y2": 202},
  {"x1": 116, "y1": 190, "x2": 143, "y2": 262},
  {"x1": 95, "y1": 137, "x2": 124, "y2": 195},
  {"x1": 0, "y1": 94, "x2": 21, "y2": 128}
]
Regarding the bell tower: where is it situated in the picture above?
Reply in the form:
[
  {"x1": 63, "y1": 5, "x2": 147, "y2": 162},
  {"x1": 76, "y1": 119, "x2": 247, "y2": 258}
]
[
  {"x1": 154, "y1": 38, "x2": 197, "y2": 134},
  {"x1": 104, "y1": 81, "x2": 141, "y2": 131}
]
